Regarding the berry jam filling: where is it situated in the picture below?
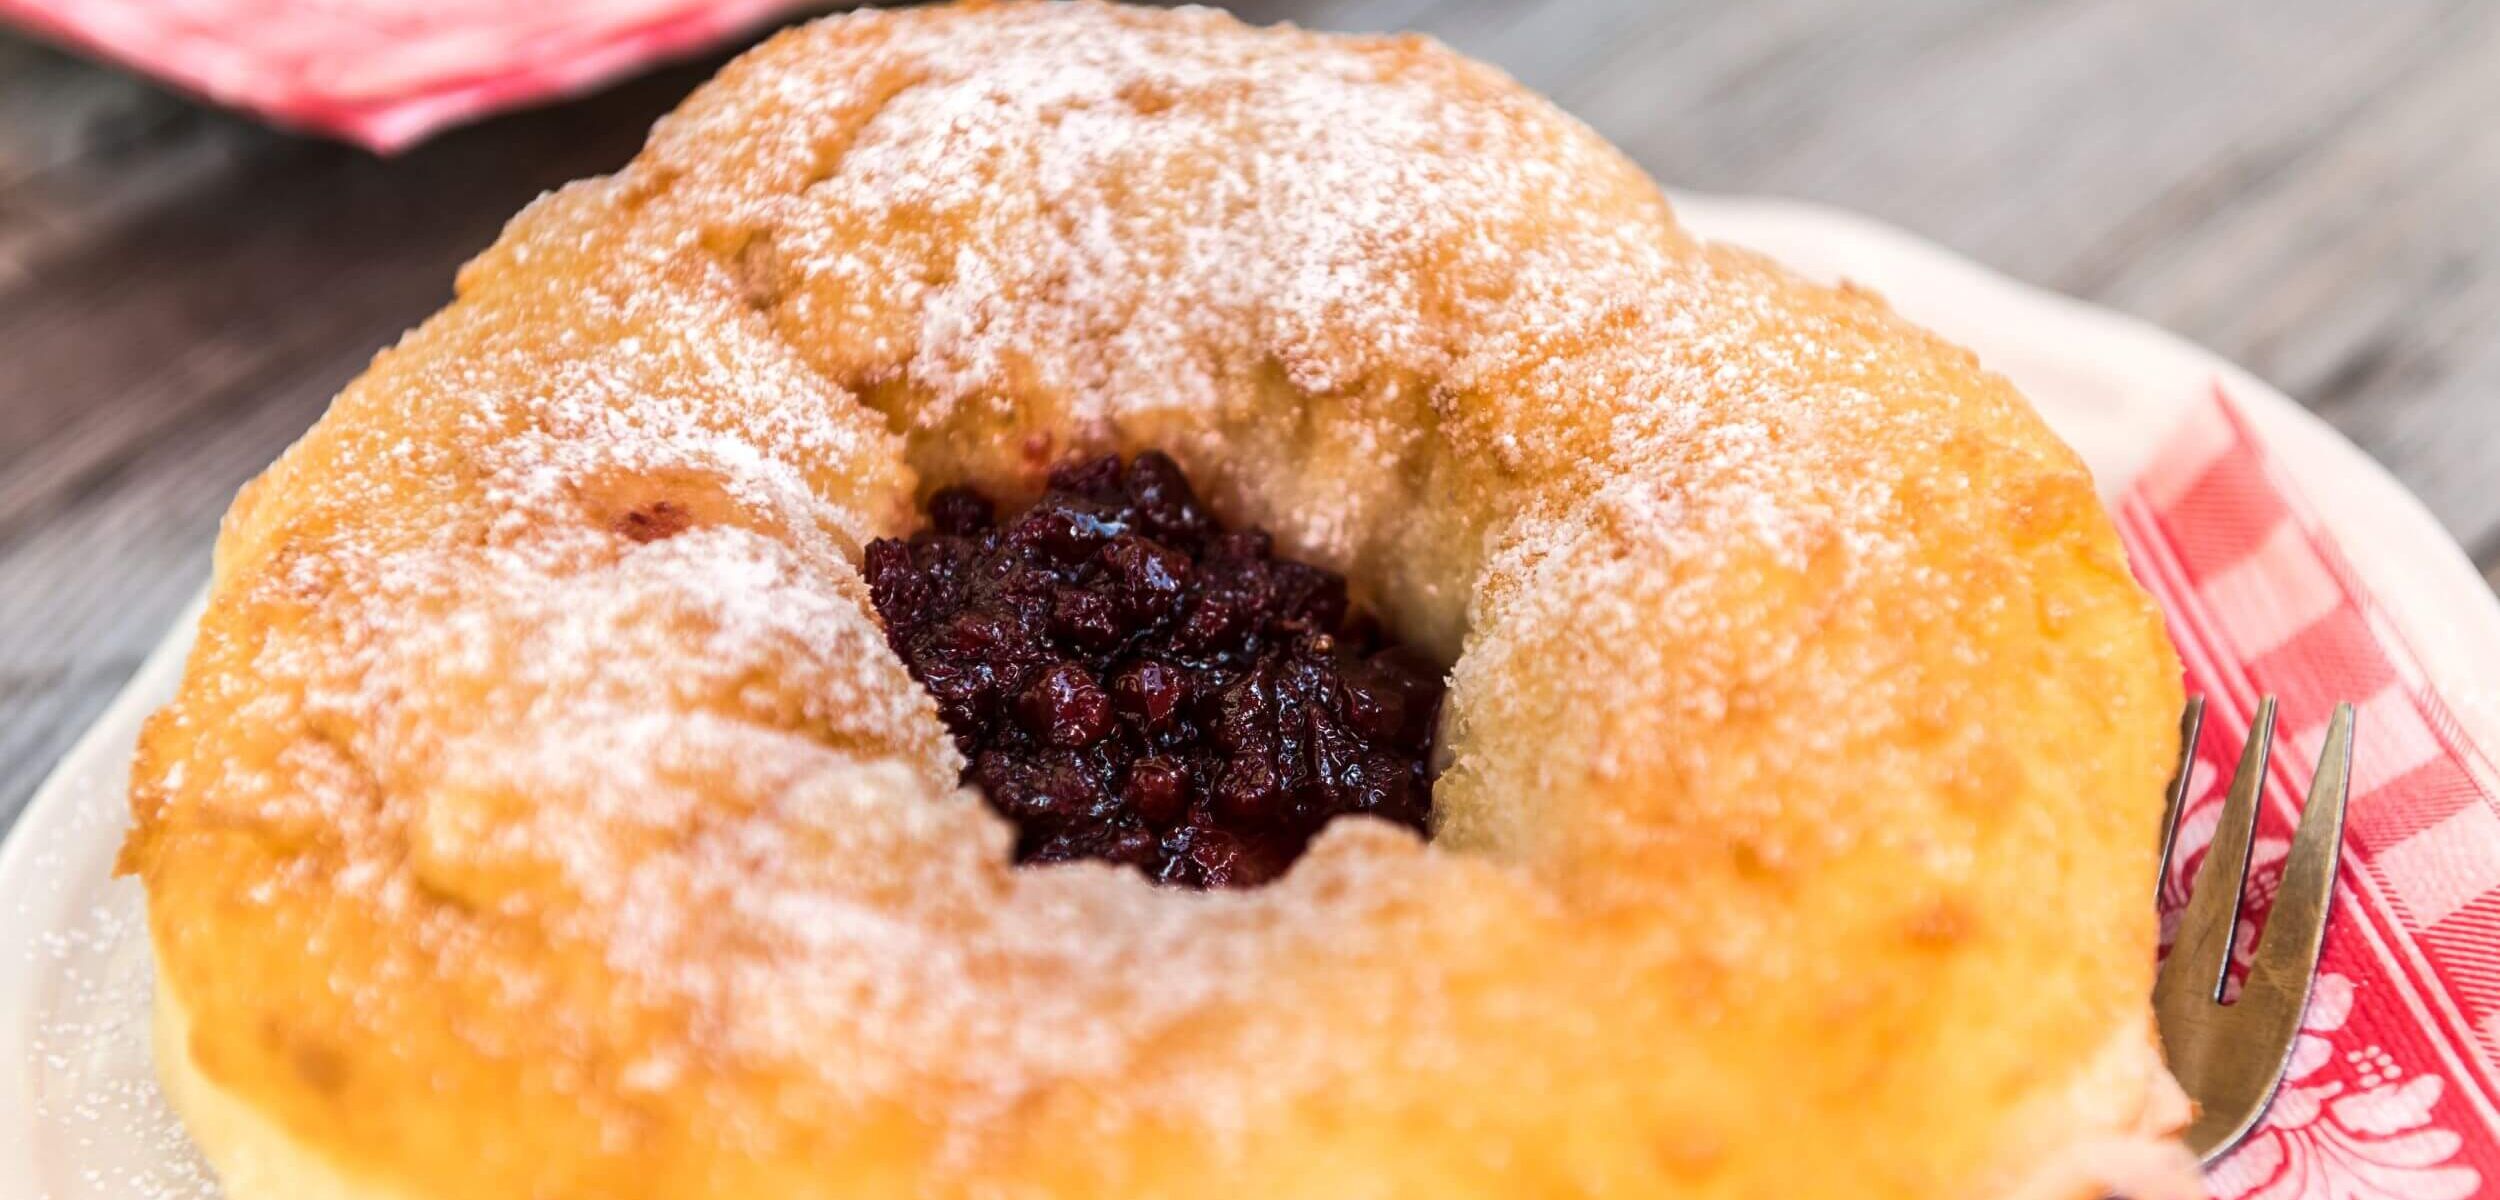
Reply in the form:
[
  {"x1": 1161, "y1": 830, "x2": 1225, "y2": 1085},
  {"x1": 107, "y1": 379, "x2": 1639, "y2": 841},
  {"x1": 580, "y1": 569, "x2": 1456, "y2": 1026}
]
[{"x1": 864, "y1": 452, "x2": 1444, "y2": 890}]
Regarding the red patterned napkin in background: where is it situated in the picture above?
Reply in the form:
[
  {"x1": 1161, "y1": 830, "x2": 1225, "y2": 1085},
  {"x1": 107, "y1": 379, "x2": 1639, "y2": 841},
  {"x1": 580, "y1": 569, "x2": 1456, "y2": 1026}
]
[
  {"x1": 2126, "y1": 390, "x2": 2500, "y2": 1198},
  {"x1": 0, "y1": 0, "x2": 823, "y2": 151}
]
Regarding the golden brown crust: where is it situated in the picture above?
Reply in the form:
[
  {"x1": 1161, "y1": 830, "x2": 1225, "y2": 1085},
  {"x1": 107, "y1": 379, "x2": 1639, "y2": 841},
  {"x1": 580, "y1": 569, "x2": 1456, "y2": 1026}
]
[{"x1": 126, "y1": 3, "x2": 2192, "y2": 1195}]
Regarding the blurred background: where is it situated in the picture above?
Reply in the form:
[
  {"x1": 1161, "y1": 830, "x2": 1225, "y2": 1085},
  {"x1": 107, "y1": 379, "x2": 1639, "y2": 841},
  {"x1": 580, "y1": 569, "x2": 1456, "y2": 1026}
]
[{"x1": 2, "y1": 0, "x2": 2496, "y2": 826}]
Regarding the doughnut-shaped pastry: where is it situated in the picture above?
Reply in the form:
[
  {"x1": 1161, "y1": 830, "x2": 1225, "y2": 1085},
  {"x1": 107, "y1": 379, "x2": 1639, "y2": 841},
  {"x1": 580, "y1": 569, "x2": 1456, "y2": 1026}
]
[{"x1": 121, "y1": 3, "x2": 2196, "y2": 1196}]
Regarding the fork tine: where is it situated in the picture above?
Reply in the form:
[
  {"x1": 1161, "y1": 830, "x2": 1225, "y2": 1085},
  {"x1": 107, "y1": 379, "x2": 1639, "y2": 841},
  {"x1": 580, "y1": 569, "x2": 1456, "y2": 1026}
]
[
  {"x1": 2158, "y1": 697, "x2": 2277, "y2": 1003},
  {"x1": 2247, "y1": 704, "x2": 2356, "y2": 995},
  {"x1": 2155, "y1": 697, "x2": 2208, "y2": 899}
]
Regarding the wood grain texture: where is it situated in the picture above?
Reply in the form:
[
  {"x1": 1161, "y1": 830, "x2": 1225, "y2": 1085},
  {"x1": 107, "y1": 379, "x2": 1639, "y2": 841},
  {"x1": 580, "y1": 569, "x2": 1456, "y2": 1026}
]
[{"x1": 2, "y1": 0, "x2": 2496, "y2": 829}]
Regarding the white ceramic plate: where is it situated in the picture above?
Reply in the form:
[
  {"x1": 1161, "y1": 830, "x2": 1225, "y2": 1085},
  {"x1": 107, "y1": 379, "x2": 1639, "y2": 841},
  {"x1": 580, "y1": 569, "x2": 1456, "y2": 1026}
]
[{"x1": 6, "y1": 195, "x2": 2498, "y2": 1199}]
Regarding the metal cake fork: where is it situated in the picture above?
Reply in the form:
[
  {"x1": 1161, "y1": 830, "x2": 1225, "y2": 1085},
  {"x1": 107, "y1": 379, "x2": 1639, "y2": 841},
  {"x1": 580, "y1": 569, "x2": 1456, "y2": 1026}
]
[{"x1": 2152, "y1": 696, "x2": 2358, "y2": 1163}]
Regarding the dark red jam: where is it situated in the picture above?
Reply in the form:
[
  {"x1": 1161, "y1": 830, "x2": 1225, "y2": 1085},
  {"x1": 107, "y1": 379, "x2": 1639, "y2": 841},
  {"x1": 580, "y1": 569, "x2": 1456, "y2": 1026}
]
[{"x1": 864, "y1": 452, "x2": 1443, "y2": 889}]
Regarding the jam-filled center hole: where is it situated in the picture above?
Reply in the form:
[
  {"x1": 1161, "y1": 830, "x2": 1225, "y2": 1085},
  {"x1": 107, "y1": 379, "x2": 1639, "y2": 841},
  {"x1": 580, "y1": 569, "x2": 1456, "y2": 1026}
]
[{"x1": 864, "y1": 452, "x2": 1444, "y2": 890}]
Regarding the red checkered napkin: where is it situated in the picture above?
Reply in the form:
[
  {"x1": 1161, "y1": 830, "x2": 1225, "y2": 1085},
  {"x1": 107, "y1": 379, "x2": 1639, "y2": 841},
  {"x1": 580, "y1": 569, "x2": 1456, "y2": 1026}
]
[
  {"x1": 2125, "y1": 389, "x2": 2500, "y2": 1198},
  {"x1": 0, "y1": 0, "x2": 822, "y2": 151}
]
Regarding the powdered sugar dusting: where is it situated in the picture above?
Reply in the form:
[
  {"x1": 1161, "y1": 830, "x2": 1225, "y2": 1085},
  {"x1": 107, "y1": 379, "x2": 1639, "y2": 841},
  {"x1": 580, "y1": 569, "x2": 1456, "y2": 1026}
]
[
  {"x1": 118, "y1": 3, "x2": 2159, "y2": 1194},
  {"x1": 26, "y1": 892, "x2": 220, "y2": 1199}
]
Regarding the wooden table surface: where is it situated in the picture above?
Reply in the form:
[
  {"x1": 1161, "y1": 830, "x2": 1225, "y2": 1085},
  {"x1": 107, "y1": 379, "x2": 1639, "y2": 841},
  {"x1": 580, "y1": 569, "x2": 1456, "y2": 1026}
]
[{"x1": 4, "y1": 0, "x2": 2497, "y2": 829}]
